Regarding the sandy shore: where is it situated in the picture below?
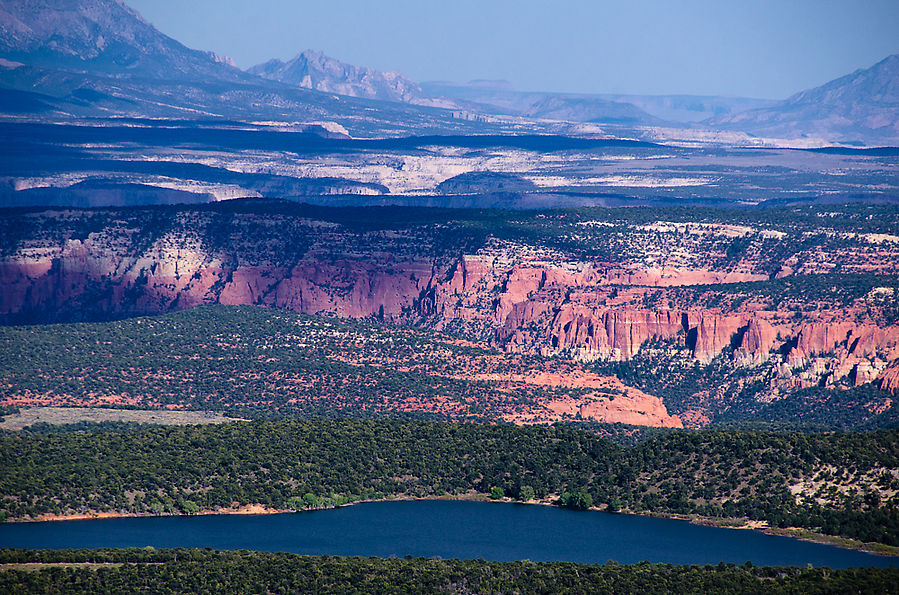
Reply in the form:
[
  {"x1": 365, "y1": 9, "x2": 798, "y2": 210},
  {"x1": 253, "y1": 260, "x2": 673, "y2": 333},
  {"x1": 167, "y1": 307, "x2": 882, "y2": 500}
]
[{"x1": 32, "y1": 504, "x2": 291, "y2": 523}]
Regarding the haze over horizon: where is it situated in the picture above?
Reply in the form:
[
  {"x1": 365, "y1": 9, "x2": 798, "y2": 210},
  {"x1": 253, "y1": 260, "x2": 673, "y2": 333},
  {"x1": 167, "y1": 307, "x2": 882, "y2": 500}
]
[{"x1": 126, "y1": 0, "x2": 899, "y2": 99}]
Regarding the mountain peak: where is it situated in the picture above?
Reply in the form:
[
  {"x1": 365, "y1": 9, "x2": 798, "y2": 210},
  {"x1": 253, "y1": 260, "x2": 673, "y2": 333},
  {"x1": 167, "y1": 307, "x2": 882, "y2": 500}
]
[
  {"x1": 248, "y1": 49, "x2": 426, "y2": 104},
  {"x1": 785, "y1": 53, "x2": 899, "y2": 106},
  {"x1": 0, "y1": 0, "x2": 243, "y2": 81},
  {"x1": 712, "y1": 53, "x2": 899, "y2": 144}
]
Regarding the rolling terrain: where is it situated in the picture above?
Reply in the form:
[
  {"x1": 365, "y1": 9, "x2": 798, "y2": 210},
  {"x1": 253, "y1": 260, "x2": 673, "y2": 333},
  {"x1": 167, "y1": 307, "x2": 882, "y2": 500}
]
[
  {"x1": 3, "y1": 119, "x2": 896, "y2": 210},
  {"x1": 0, "y1": 306, "x2": 681, "y2": 427},
  {"x1": 1, "y1": 0, "x2": 898, "y2": 585}
]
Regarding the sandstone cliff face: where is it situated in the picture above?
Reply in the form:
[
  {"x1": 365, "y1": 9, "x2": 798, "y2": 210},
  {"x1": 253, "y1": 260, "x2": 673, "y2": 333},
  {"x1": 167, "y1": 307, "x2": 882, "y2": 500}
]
[
  {"x1": 465, "y1": 371, "x2": 682, "y2": 428},
  {"x1": 881, "y1": 362, "x2": 899, "y2": 393},
  {"x1": 689, "y1": 313, "x2": 746, "y2": 364},
  {"x1": 792, "y1": 322, "x2": 857, "y2": 359},
  {"x1": 734, "y1": 318, "x2": 778, "y2": 365},
  {"x1": 777, "y1": 322, "x2": 899, "y2": 389},
  {"x1": 3, "y1": 207, "x2": 899, "y2": 424},
  {"x1": 541, "y1": 307, "x2": 685, "y2": 360},
  {"x1": 8, "y1": 233, "x2": 895, "y2": 403},
  {"x1": 4, "y1": 232, "x2": 897, "y2": 383},
  {"x1": 598, "y1": 267, "x2": 767, "y2": 287},
  {"x1": 0, "y1": 216, "x2": 443, "y2": 323}
]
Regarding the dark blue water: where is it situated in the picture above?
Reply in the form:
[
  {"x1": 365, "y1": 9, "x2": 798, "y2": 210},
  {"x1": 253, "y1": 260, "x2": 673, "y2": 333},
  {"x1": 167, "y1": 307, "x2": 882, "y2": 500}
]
[{"x1": 0, "y1": 500, "x2": 893, "y2": 568}]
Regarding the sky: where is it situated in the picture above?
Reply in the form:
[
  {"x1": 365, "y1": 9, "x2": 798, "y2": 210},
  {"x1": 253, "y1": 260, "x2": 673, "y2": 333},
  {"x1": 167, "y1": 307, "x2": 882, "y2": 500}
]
[{"x1": 127, "y1": 0, "x2": 899, "y2": 100}]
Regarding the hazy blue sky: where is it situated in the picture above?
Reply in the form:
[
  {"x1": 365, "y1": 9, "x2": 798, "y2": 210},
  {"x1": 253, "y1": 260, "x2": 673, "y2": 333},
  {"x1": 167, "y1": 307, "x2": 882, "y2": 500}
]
[{"x1": 128, "y1": 0, "x2": 899, "y2": 99}]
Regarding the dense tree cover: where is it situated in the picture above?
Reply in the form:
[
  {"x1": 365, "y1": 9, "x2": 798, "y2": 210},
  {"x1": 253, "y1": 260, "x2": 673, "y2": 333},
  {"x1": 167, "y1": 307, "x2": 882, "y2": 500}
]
[
  {"x1": 4, "y1": 201, "x2": 898, "y2": 275},
  {"x1": 10, "y1": 418, "x2": 670, "y2": 447},
  {"x1": 0, "y1": 420, "x2": 615, "y2": 518},
  {"x1": 592, "y1": 333, "x2": 897, "y2": 429},
  {"x1": 2, "y1": 420, "x2": 899, "y2": 546},
  {"x1": 669, "y1": 272, "x2": 899, "y2": 311},
  {"x1": 0, "y1": 306, "x2": 586, "y2": 421},
  {"x1": 594, "y1": 338, "x2": 759, "y2": 420},
  {"x1": 554, "y1": 421, "x2": 678, "y2": 447},
  {"x1": 3, "y1": 304, "x2": 896, "y2": 429},
  {"x1": 0, "y1": 548, "x2": 896, "y2": 594},
  {"x1": 9, "y1": 421, "x2": 146, "y2": 436},
  {"x1": 733, "y1": 383, "x2": 899, "y2": 431}
]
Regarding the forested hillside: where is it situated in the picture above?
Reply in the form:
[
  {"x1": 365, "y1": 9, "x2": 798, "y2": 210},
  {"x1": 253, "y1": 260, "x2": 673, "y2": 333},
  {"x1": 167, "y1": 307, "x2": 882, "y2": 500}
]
[
  {"x1": 2, "y1": 420, "x2": 898, "y2": 546},
  {"x1": 2, "y1": 548, "x2": 897, "y2": 594},
  {"x1": 4, "y1": 305, "x2": 899, "y2": 429},
  {"x1": 0, "y1": 305, "x2": 680, "y2": 427},
  {"x1": 1, "y1": 548, "x2": 897, "y2": 594}
]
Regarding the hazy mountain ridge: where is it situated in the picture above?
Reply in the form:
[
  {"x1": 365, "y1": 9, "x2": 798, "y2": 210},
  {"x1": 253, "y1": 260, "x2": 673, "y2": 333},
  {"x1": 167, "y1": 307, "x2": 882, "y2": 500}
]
[
  {"x1": 521, "y1": 94, "x2": 662, "y2": 125},
  {"x1": 249, "y1": 50, "x2": 451, "y2": 107},
  {"x1": 416, "y1": 80, "x2": 665, "y2": 126},
  {"x1": 596, "y1": 93, "x2": 776, "y2": 123},
  {"x1": 420, "y1": 80, "x2": 773, "y2": 125},
  {"x1": 0, "y1": 0, "x2": 896, "y2": 143},
  {"x1": 242, "y1": 46, "x2": 899, "y2": 143},
  {"x1": 0, "y1": 0, "x2": 244, "y2": 81},
  {"x1": 712, "y1": 54, "x2": 899, "y2": 143},
  {"x1": 247, "y1": 53, "x2": 671, "y2": 126},
  {"x1": 0, "y1": 0, "x2": 498, "y2": 136}
]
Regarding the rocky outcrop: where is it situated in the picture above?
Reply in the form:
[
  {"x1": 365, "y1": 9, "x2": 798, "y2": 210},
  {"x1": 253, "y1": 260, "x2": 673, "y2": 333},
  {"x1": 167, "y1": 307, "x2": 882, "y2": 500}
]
[
  {"x1": 689, "y1": 313, "x2": 746, "y2": 363},
  {"x1": 249, "y1": 50, "x2": 431, "y2": 105},
  {"x1": 471, "y1": 371, "x2": 682, "y2": 428},
  {"x1": 436, "y1": 172, "x2": 537, "y2": 195},
  {"x1": 792, "y1": 322, "x2": 856, "y2": 359},
  {"x1": 598, "y1": 267, "x2": 767, "y2": 287},
  {"x1": 734, "y1": 318, "x2": 778, "y2": 365},
  {"x1": 502, "y1": 306, "x2": 773, "y2": 365},
  {"x1": 776, "y1": 322, "x2": 899, "y2": 388},
  {"x1": 880, "y1": 362, "x2": 899, "y2": 393},
  {"x1": 847, "y1": 325, "x2": 899, "y2": 360},
  {"x1": 541, "y1": 307, "x2": 684, "y2": 360},
  {"x1": 6, "y1": 234, "x2": 895, "y2": 391},
  {"x1": 0, "y1": 231, "x2": 439, "y2": 323},
  {"x1": 541, "y1": 391, "x2": 682, "y2": 427}
]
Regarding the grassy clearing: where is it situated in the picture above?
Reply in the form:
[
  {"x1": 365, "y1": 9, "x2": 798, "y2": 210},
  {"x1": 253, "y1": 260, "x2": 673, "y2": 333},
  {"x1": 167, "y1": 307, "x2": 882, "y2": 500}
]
[{"x1": 0, "y1": 407, "x2": 246, "y2": 431}]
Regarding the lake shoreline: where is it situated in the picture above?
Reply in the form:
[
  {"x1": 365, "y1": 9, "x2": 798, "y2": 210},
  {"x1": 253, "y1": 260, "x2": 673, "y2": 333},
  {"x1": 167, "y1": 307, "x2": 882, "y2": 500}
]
[
  {"x1": 7, "y1": 494, "x2": 898, "y2": 558},
  {"x1": 673, "y1": 514, "x2": 899, "y2": 558}
]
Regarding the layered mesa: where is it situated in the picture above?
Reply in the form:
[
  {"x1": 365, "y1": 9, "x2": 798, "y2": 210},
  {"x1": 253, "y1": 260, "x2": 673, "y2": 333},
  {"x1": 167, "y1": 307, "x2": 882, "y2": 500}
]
[{"x1": 1, "y1": 202, "x2": 898, "y2": 427}]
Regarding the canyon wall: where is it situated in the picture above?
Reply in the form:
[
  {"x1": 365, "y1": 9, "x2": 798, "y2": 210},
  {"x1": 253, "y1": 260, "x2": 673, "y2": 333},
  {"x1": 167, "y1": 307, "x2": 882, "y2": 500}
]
[{"x1": 3, "y1": 207, "x2": 898, "y2": 403}]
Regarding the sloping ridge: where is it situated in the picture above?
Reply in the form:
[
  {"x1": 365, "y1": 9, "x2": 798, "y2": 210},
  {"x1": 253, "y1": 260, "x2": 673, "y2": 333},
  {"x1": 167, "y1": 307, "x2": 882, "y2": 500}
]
[
  {"x1": 0, "y1": 0, "x2": 474, "y2": 133},
  {"x1": 249, "y1": 49, "x2": 427, "y2": 104},
  {"x1": 0, "y1": 0, "x2": 244, "y2": 82},
  {"x1": 712, "y1": 54, "x2": 899, "y2": 143}
]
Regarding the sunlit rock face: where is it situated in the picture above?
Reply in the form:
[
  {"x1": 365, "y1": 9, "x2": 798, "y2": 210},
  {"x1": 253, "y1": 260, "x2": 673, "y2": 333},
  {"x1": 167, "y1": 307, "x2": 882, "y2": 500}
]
[
  {"x1": 2, "y1": 205, "x2": 898, "y2": 409},
  {"x1": 249, "y1": 50, "x2": 431, "y2": 105}
]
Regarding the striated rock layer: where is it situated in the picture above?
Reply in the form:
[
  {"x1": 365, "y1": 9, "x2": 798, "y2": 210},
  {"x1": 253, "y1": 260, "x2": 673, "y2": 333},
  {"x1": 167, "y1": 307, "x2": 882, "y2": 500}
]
[
  {"x1": 3, "y1": 234, "x2": 897, "y2": 388},
  {"x1": 2, "y1": 206, "x2": 899, "y2": 424}
]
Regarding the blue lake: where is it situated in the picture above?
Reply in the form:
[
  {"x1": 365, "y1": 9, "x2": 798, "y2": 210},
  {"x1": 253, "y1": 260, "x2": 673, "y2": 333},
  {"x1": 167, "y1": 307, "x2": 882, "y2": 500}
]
[{"x1": 0, "y1": 500, "x2": 893, "y2": 568}]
